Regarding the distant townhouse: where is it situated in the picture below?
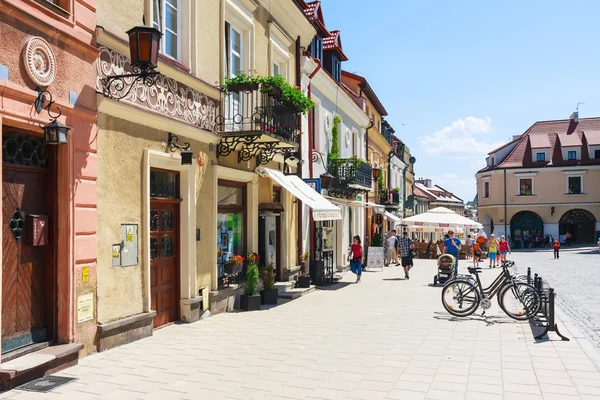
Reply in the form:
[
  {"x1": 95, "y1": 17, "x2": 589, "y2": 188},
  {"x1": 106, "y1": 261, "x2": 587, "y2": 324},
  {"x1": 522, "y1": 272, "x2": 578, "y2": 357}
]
[
  {"x1": 476, "y1": 113, "x2": 600, "y2": 246},
  {"x1": 415, "y1": 179, "x2": 465, "y2": 215}
]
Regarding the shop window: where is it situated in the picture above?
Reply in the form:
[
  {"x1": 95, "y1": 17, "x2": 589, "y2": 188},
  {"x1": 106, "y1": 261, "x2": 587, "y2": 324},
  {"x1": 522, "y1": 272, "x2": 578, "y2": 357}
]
[
  {"x1": 519, "y1": 178, "x2": 533, "y2": 196},
  {"x1": 217, "y1": 181, "x2": 246, "y2": 284},
  {"x1": 568, "y1": 176, "x2": 582, "y2": 194},
  {"x1": 273, "y1": 187, "x2": 282, "y2": 203},
  {"x1": 218, "y1": 186, "x2": 243, "y2": 206}
]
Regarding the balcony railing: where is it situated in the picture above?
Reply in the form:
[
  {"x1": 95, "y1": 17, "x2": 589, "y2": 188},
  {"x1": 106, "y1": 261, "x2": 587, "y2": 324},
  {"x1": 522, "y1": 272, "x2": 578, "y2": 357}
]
[
  {"x1": 215, "y1": 87, "x2": 300, "y2": 145},
  {"x1": 328, "y1": 158, "x2": 372, "y2": 191},
  {"x1": 380, "y1": 189, "x2": 401, "y2": 207}
]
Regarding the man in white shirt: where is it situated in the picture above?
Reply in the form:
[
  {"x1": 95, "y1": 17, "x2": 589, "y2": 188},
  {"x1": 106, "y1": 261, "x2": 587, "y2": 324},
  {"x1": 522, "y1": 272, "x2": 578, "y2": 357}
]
[{"x1": 386, "y1": 230, "x2": 399, "y2": 266}]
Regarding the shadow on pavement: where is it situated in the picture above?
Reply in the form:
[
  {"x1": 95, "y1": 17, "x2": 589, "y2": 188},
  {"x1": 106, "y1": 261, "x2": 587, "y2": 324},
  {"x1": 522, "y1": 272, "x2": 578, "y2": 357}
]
[
  {"x1": 316, "y1": 282, "x2": 353, "y2": 291},
  {"x1": 432, "y1": 311, "x2": 517, "y2": 326},
  {"x1": 382, "y1": 278, "x2": 406, "y2": 281}
]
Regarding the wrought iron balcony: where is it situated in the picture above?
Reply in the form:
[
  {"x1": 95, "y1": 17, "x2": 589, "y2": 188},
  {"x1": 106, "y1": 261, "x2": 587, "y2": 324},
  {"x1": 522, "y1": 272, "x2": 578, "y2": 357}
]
[
  {"x1": 328, "y1": 158, "x2": 373, "y2": 191},
  {"x1": 380, "y1": 189, "x2": 401, "y2": 207},
  {"x1": 215, "y1": 86, "x2": 301, "y2": 164}
]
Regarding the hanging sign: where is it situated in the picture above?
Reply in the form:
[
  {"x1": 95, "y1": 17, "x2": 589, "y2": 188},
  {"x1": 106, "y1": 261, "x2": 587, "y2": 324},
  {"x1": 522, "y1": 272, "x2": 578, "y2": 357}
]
[
  {"x1": 435, "y1": 228, "x2": 445, "y2": 232},
  {"x1": 414, "y1": 222, "x2": 424, "y2": 226},
  {"x1": 415, "y1": 228, "x2": 424, "y2": 232},
  {"x1": 439, "y1": 223, "x2": 450, "y2": 227}
]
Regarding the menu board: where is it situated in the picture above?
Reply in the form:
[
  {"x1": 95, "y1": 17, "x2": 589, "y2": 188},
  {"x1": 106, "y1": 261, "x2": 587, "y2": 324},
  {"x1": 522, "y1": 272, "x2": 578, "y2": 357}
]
[{"x1": 367, "y1": 247, "x2": 384, "y2": 271}]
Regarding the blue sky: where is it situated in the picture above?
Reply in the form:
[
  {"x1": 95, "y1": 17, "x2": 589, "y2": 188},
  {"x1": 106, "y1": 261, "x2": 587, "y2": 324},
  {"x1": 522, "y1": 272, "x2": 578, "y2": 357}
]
[{"x1": 319, "y1": 0, "x2": 600, "y2": 201}]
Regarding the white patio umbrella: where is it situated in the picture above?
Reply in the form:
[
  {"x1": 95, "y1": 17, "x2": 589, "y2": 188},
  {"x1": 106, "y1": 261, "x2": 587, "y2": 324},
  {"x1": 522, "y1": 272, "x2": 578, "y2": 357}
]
[{"x1": 400, "y1": 207, "x2": 482, "y2": 232}]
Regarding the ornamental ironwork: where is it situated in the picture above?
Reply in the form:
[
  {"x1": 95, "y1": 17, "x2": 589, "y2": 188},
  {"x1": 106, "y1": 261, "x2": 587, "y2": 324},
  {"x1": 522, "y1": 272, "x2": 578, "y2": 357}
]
[
  {"x1": 215, "y1": 86, "x2": 300, "y2": 164},
  {"x1": 9, "y1": 208, "x2": 24, "y2": 242},
  {"x1": 150, "y1": 170, "x2": 178, "y2": 198},
  {"x1": 96, "y1": 46, "x2": 217, "y2": 131},
  {"x1": 329, "y1": 158, "x2": 373, "y2": 191},
  {"x1": 380, "y1": 189, "x2": 401, "y2": 207},
  {"x1": 2, "y1": 134, "x2": 48, "y2": 167}
]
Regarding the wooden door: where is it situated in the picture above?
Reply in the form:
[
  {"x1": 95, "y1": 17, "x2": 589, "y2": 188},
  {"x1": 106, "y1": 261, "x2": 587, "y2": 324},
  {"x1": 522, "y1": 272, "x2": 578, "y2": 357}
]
[
  {"x1": 150, "y1": 201, "x2": 179, "y2": 328},
  {"x1": 2, "y1": 164, "x2": 49, "y2": 353}
]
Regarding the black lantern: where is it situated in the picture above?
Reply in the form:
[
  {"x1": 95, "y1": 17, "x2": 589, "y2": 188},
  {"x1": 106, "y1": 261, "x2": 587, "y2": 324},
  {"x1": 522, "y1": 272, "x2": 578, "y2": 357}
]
[
  {"x1": 126, "y1": 26, "x2": 162, "y2": 71},
  {"x1": 372, "y1": 168, "x2": 382, "y2": 179},
  {"x1": 42, "y1": 118, "x2": 70, "y2": 145},
  {"x1": 320, "y1": 172, "x2": 333, "y2": 189},
  {"x1": 180, "y1": 149, "x2": 193, "y2": 165}
]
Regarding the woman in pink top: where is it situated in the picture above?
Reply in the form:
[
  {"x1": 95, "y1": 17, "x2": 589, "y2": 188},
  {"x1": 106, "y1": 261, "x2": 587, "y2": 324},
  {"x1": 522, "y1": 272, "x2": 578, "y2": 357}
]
[{"x1": 498, "y1": 235, "x2": 511, "y2": 262}]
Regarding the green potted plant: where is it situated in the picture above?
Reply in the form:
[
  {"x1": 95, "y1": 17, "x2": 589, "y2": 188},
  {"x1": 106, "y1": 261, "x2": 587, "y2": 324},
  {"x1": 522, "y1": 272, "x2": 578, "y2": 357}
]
[
  {"x1": 240, "y1": 253, "x2": 260, "y2": 311},
  {"x1": 221, "y1": 70, "x2": 260, "y2": 95},
  {"x1": 281, "y1": 83, "x2": 315, "y2": 114},
  {"x1": 297, "y1": 250, "x2": 311, "y2": 288},
  {"x1": 259, "y1": 257, "x2": 278, "y2": 305},
  {"x1": 260, "y1": 74, "x2": 285, "y2": 99},
  {"x1": 393, "y1": 187, "x2": 401, "y2": 192}
]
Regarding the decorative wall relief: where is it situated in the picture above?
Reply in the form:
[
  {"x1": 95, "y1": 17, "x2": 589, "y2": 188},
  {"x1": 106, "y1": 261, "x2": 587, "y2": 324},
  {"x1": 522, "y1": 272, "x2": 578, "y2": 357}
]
[
  {"x1": 22, "y1": 37, "x2": 57, "y2": 87},
  {"x1": 95, "y1": 46, "x2": 217, "y2": 132}
]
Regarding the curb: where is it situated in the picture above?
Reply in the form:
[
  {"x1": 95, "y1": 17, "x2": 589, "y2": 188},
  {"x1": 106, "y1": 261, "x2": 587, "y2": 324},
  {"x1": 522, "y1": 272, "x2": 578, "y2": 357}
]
[{"x1": 555, "y1": 306, "x2": 600, "y2": 370}]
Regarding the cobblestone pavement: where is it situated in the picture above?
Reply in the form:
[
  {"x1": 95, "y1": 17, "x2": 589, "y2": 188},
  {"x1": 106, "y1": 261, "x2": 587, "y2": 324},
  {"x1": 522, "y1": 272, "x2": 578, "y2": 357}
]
[
  {"x1": 509, "y1": 247, "x2": 600, "y2": 359},
  {"x1": 3, "y1": 259, "x2": 600, "y2": 399}
]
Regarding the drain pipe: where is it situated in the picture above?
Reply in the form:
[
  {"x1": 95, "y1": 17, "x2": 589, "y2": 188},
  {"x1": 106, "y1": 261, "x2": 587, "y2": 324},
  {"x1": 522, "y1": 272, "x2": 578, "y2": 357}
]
[
  {"x1": 364, "y1": 118, "x2": 374, "y2": 246},
  {"x1": 307, "y1": 57, "x2": 322, "y2": 180},
  {"x1": 295, "y1": 36, "x2": 304, "y2": 268}
]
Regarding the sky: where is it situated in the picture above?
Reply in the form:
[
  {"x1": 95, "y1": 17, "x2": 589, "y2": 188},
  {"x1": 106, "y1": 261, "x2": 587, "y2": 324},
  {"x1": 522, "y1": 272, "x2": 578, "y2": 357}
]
[{"x1": 319, "y1": 0, "x2": 600, "y2": 201}]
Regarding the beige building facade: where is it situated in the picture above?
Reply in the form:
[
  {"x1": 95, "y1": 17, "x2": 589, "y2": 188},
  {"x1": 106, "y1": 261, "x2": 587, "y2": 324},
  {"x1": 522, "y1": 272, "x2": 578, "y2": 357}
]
[{"x1": 477, "y1": 115, "x2": 600, "y2": 247}]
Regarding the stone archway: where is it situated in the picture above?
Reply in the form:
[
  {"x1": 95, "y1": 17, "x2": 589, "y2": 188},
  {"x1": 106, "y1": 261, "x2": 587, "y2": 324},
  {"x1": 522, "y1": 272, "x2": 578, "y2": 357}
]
[
  {"x1": 559, "y1": 209, "x2": 597, "y2": 243},
  {"x1": 510, "y1": 211, "x2": 544, "y2": 249},
  {"x1": 480, "y1": 214, "x2": 494, "y2": 236}
]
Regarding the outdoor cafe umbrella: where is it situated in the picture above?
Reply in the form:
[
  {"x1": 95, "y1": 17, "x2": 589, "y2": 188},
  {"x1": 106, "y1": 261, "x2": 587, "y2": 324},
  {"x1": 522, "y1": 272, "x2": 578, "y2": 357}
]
[{"x1": 400, "y1": 207, "x2": 482, "y2": 232}]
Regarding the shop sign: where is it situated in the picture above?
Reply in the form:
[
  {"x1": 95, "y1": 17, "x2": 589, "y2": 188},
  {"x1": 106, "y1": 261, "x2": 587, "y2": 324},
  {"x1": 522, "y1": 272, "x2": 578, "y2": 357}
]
[
  {"x1": 439, "y1": 223, "x2": 450, "y2": 227},
  {"x1": 304, "y1": 178, "x2": 321, "y2": 193},
  {"x1": 366, "y1": 247, "x2": 384, "y2": 271}
]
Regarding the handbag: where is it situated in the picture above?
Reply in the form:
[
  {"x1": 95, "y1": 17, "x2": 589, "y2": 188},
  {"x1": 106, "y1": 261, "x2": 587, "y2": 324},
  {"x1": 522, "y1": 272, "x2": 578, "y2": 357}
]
[{"x1": 409, "y1": 249, "x2": 416, "y2": 259}]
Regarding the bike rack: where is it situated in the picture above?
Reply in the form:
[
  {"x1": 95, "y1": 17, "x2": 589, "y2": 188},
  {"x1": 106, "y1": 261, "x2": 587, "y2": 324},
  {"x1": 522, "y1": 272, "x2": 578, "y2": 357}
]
[{"x1": 527, "y1": 267, "x2": 570, "y2": 341}]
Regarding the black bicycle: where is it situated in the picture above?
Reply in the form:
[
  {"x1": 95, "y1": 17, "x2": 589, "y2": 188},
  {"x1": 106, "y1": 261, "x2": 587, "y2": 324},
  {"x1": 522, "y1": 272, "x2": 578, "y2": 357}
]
[{"x1": 441, "y1": 260, "x2": 541, "y2": 320}]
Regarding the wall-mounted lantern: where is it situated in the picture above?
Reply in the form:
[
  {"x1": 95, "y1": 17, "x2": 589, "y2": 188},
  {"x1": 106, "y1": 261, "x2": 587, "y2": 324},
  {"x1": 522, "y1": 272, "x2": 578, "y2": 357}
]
[
  {"x1": 163, "y1": 132, "x2": 193, "y2": 165},
  {"x1": 372, "y1": 168, "x2": 382, "y2": 179},
  {"x1": 101, "y1": 26, "x2": 163, "y2": 100},
  {"x1": 34, "y1": 89, "x2": 70, "y2": 145}
]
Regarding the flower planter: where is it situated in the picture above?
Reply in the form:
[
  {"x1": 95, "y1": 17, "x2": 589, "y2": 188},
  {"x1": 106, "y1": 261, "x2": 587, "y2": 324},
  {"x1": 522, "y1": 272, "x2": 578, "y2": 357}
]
[
  {"x1": 231, "y1": 82, "x2": 259, "y2": 93},
  {"x1": 240, "y1": 294, "x2": 261, "y2": 311},
  {"x1": 263, "y1": 86, "x2": 282, "y2": 99},
  {"x1": 260, "y1": 289, "x2": 279, "y2": 305},
  {"x1": 297, "y1": 276, "x2": 311, "y2": 288}
]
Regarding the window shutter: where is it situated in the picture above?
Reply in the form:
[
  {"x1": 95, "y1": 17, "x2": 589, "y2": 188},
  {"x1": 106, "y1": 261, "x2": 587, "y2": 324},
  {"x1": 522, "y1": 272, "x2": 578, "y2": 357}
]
[{"x1": 225, "y1": 21, "x2": 231, "y2": 76}]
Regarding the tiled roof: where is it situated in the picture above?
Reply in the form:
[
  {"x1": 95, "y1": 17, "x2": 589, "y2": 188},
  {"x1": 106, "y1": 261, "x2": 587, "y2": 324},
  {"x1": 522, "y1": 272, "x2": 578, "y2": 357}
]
[
  {"x1": 304, "y1": 1, "x2": 328, "y2": 35},
  {"x1": 414, "y1": 185, "x2": 433, "y2": 199},
  {"x1": 530, "y1": 134, "x2": 551, "y2": 148},
  {"x1": 584, "y1": 130, "x2": 600, "y2": 145},
  {"x1": 479, "y1": 117, "x2": 600, "y2": 172},
  {"x1": 488, "y1": 136, "x2": 520, "y2": 154},
  {"x1": 323, "y1": 30, "x2": 348, "y2": 61},
  {"x1": 557, "y1": 133, "x2": 582, "y2": 147}
]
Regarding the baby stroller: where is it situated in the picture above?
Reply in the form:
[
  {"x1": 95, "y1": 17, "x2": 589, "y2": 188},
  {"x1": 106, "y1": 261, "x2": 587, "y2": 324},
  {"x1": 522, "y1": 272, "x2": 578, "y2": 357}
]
[{"x1": 433, "y1": 254, "x2": 455, "y2": 286}]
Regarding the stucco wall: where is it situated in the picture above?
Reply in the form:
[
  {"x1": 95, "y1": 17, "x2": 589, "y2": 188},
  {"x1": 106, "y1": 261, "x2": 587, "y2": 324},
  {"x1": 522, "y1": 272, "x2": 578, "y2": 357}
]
[
  {"x1": 96, "y1": 115, "x2": 216, "y2": 323},
  {"x1": 96, "y1": 0, "x2": 143, "y2": 42}
]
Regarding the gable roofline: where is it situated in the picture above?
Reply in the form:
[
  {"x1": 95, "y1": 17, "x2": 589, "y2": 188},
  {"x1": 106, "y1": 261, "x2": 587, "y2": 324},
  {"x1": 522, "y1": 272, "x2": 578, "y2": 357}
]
[
  {"x1": 323, "y1": 30, "x2": 348, "y2": 61},
  {"x1": 341, "y1": 70, "x2": 388, "y2": 116}
]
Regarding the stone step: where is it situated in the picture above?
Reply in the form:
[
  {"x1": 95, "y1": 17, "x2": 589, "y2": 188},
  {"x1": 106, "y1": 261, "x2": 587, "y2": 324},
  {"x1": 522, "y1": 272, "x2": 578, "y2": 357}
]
[
  {"x1": 278, "y1": 285, "x2": 316, "y2": 300},
  {"x1": 0, "y1": 343, "x2": 83, "y2": 390},
  {"x1": 273, "y1": 281, "x2": 295, "y2": 295},
  {"x1": 333, "y1": 271, "x2": 347, "y2": 281}
]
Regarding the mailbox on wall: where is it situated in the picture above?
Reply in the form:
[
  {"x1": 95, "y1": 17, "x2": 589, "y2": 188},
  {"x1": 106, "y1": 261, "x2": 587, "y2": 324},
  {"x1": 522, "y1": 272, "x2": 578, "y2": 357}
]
[{"x1": 27, "y1": 214, "x2": 48, "y2": 246}]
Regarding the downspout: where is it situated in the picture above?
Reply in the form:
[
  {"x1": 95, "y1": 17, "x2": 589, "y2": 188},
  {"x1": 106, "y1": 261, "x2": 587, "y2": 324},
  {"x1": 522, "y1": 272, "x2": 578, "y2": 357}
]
[
  {"x1": 307, "y1": 57, "x2": 322, "y2": 179},
  {"x1": 296, "y1": 36, "x2": 303, "y2": 266},
  {"x1": 504, "y1": 168, "x2": 507, "y2": 237},
  {"x1": 364, "y1": 118, "x2": 374, "y2": 246}
]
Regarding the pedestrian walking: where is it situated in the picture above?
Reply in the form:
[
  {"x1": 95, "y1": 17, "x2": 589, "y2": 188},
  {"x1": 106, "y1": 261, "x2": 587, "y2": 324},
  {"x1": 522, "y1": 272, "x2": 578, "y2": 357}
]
[
  {"x1": 397, "y1": 231, "x2": 414, "y2": 279},
  {"x1": 350, "y1": 235, "x2": 363, "y2": 283},
  {"x1": 472, "y1": 241, "x2": 482, "y2": 267},
  {"x1": 443, "y1": 230, "x2": 462, "y2": 278},
  {"x1": 488, "y1": 234, "x2": 499, "y2": 268},
  {"x1": 498, "y1": 235, "x2": 511, "y2": 261},
  {"x1": 565, "y1": 232, "x2": 572, "y2": 248},
  {"x1": 553, "y1": 238, "x2": 561, "y2": 259},
  {"x1": 466, "y1": 235, "x2": 474, "y2": 257},
  {"x1": 385, "y1": 230, "x2": 398, "y2": 266}
]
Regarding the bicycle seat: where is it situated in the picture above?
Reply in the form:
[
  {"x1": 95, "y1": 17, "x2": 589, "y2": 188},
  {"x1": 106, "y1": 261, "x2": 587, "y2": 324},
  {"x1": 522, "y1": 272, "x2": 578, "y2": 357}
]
[{"x1": 468, "y1": 267, "x2": 483, "y2": 274}]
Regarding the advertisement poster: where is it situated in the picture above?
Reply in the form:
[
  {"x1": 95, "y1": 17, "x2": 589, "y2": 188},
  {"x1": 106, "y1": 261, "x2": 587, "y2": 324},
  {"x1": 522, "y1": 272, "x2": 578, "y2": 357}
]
[
  {"x1": 367, "y1": 247, "x2": 384, "y2": 271},
  {"x1": 323, "y1": 227, "x2": 334, "y2": 252}
]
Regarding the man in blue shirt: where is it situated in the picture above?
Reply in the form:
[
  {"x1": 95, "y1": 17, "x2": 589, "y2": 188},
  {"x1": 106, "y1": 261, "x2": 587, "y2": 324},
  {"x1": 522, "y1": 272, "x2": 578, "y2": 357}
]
[{"x1": 443, "y1": 230, "x2": 462, "y2": 278}]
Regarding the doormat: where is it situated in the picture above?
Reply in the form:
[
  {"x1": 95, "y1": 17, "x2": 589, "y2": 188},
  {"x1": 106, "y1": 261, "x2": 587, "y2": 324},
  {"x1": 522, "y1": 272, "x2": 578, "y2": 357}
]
[{"x1": 16, "y1": 376, "x2": 77, "y2": 392}]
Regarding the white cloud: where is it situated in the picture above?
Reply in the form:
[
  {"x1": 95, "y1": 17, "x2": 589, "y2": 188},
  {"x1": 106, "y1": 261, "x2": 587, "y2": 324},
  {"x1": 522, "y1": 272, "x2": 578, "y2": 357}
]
[{"x1": 421, "y1": 116, "x2": 505, "y2": 157}]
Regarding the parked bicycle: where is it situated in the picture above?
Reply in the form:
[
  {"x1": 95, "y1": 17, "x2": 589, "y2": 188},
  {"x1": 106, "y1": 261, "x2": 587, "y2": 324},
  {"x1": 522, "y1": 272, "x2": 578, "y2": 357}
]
[{"x1": 441, "y1": 260, "x2": 541, "y2": 320}]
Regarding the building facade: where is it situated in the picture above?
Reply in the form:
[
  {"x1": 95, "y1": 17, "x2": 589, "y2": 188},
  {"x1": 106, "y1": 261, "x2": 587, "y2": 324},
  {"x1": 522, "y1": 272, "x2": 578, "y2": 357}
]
[
  {"x1": 95, "y1": 0, "x2": 221, "y2": 350},
  {"x1": 0, "y1": 0, "x2": 98, "y2": 376},
  {"x1": 476, "y1": 114, "x2": 600, "y2": 246}
]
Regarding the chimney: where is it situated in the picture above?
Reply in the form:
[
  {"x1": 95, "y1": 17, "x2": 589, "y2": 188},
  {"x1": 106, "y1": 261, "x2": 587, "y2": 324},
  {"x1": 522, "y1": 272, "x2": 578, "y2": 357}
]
[
  {"x1": 512, "y1": 135, "x2": 521, "y2": 141},
  {"x1": 570, "y1": 112, "x2": 579, "y2": 123},
  {"x1": 425, "y1": 179, "x2": 432, "y2": 188}
]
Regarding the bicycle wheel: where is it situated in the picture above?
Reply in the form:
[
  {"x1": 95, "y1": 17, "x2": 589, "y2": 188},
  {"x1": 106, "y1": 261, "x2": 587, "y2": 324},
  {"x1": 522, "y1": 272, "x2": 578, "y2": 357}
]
[
  {"x1": 441, "y1": 280, "x2": 480, "y2": 317},
  {"x1": 498, "y1": 282, "x2": 541, "y2": 320}
]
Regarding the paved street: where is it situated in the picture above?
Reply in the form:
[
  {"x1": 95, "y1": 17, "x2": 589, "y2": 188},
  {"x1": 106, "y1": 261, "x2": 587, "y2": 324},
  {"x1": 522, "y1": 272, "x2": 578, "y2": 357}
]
[
  {"x1": 510, "y1": 246, "x2": 600, "y2": 354},
  {"x1": 3, "y1": 259, "x2": 600, "y2": 400}
]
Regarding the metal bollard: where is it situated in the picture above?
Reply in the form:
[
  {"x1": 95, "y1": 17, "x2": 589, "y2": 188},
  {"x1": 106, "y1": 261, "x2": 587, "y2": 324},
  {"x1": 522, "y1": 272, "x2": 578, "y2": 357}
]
[
  {"x1": 527, "y1": 267, "x2": 531, "y2": 285},
  {"x1": 534, "y1": 273, "x2": 539, "y2": 290}
]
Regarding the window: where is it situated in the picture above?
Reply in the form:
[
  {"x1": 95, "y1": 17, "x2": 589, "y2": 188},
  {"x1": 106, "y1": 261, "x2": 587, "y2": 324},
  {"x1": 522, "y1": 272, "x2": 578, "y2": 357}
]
[
  {"x1": 536, "y1": 152, "x2": 546, "y2": 161},
  {"x1": 153, "y1": 0, "x2": 180, "y2": 60},
  {"x1": 568, "y1": 176, "x2": 582, "y2": 194},
  {"x1": 595, "y1": 149, "x2": 600, "y2": 159},
  {"x1": 227, "y1": 23, "x2": 243, "y2": 77},
  {"x1": 567, "y1": 150, "x2": 577, "y2": 160},
  {"x1": 309, "y1": 37, "x2": 323, "y2": 61},
  {"x1": 484, "y1": 181, "x2": 490, "y2": 198},
  {"x1": 217, "y1": 181, "x2": 247, "y2": 286},
  {"x1": 272, "y1": 62, "x2": 280, "y2": 76},
  {"x1": 273, "y1": 187, "x2": 282, "y2": 203},
  {"x1": 519, "y1": 178, "x2": 533, "y2": 195}
]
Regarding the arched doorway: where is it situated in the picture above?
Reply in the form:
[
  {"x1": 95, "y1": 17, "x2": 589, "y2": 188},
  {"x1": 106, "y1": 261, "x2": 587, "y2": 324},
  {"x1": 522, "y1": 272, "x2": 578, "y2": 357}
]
[
  {"x1": 481, "y1": 214, "x2": 494, "y2": 236},
  {"x1": 511, "y1": 211, "x2": 543, "y2": 249},
  {"x1": 559, "y1": 209, "x2": 596, "y2": 243}
]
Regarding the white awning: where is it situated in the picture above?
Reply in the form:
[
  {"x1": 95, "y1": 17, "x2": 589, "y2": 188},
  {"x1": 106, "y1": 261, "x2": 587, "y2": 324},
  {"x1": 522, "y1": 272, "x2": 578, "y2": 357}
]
[
  {"x1": 384, "y1": 211, "x2": 402, "y2": 225},
  {"x1": 365, "y1": 202, "x2": 385, "y2": 214},
  {"x1": 257, "y1": 168, "x2": 342, "y2": 221}
]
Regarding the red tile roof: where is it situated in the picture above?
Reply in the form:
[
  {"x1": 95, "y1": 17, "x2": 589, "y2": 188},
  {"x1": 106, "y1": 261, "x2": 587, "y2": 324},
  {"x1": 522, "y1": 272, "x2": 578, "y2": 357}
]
[
  {"x1": 584, "y1": 130, "x2": 600, "y2": 145},
  {"x1": 478, "y1": 117, "x2": 600, "y2": 172},
  {"x1": 323, "y1": 30, "x2": 348, "y2": 61},
  {"x1": 529, "y1": 133, "x2": 551, "y2": 148},
  {"x1": 303, "y1": 1, "x2": 328, "y2": 36},
  {"x1": 414, "y1": 185, "x2": 433, "y2": 199},
  {"x1": 341, "y1": 71, "x2": 388, "y2": 116},
  {"x1": 557, "y1": 133, "x2": 582, "y2": 147}
]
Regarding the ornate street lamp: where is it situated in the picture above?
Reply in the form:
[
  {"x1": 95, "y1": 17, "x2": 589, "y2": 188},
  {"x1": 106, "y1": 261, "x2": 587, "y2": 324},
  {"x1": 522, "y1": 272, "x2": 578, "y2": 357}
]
[
  {"x1": 372, "y1": 167, "x2": 382, "y2": 179},
  {"x1": 34, "y1": 89, "x2": 70, "y2": 145},
  {"x1": 163, "y1": 132, "x2": 193, "y2": 166},
  {"x1": 101, "y1": 26, "x2": 163, "y2": 100}
]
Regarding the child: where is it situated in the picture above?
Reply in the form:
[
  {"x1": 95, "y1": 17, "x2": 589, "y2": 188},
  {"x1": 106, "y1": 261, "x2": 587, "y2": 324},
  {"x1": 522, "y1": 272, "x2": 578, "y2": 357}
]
[
  {"x1": 488, "y1": 234, "x2": 498, "y2": 268},
  {"x1": 553, "y1": 239, "x2": 560, "y2": 259},
  {"x1": 472, "y1": 241, "x2": 482, "y2": 267},
  {"x1": 499, "y1": 235, "x2": 511, "y2": 261},
  {"x1": 350, "y1": 235, "x2": 363, "y2": 283}
]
